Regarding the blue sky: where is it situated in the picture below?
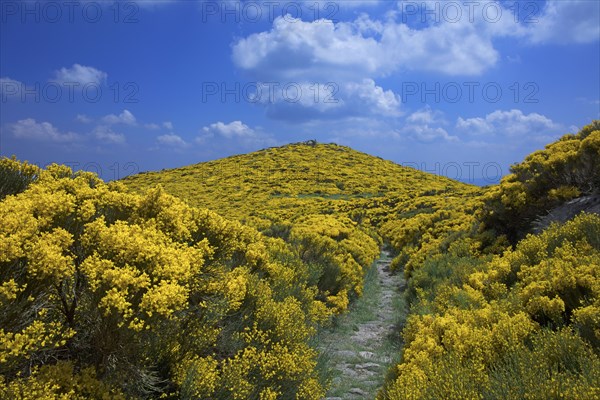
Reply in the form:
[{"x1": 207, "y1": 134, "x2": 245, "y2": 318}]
[{"x1": 1, "y1": 0, "x2": 599, "y2": 184}]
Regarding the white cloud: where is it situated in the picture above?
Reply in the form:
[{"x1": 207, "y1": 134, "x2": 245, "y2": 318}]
[
  {"x1": 198, "y1": 120, "x2": 276, "y2": 148},
  {"x1": 353, "y1": 12, "x2": 385, "y2": 35},
  {"x1": 456, "y1": 109, "x2": 560, "y2": 137},
  {"x1": 52, "y1": 64, "x2": 107, "y2": 86},
  {"x1": 202, "y1": 120, "x2": 256, "y2": 138},
  {"x1": 157, "y1": 133, "x2": 188, "y2": 147},
  {"x1": 232, "y1": 14, "x2": 499, "y2": 80},
  {"x1": 232, "y1": 17, "x2": 389, "y2": 80},
  {"x1": 232, "y1": 1, "x2": 599, "y2": 82},
  {"x1": 527, "y1": 1, "x2": 600, "y2": 44},
  {"x1": 406, "y1": 107, "x2": 443, "y2": 125},
  {"x1": 250, "y1": 79, "x2": 401, "y2": 121},
  {"x1": 456, "y1": 115, "x2": 493, "y2": 136},
  {"x1": 145, "y1": 121, "x2": 174, "y2": 130},
  {"x1": 382, "y1": 18, "x2": 499, "y2": 76},
  {"x1": 230, "y1": 10, "x2": 502, "y2": 123},
  {"x1": 10, "y1": 118, "x2": 80, "y2": 142},
  {"x1": 93, "y1": 125, "x2": 126, "y2": 144},
  {"x1": 102, "y1": 109, "x2": 137, "y2": 125},
  {"x1": 145, "y1": 123, "x2": 161, "y2": 130},
  {"x1": 0, "y1": 77, "x2": 23, "y2": 99},
  {"x1": 394, "y1": 1, "x2": 599, "y2": 46},
  {"x1": 400, "y1": 108, "x2": 458, "y2": 142},
  {"x1": 406, "y1": 124, "x2": 458, "y2": 143},
  {"x1": 345, "y1": 79, "x2": 401, "y2": 116},
  {"x1": 76, "y1": 114, "x2": 92, "y2": 124},
  {"x1": 227, "y1": 2, "x2": 597, "y2": 125}
]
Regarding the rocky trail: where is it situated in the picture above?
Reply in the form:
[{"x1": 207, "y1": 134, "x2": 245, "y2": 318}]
[{"x1": 317, "y1": 251, "x2": 407, "y2": 399}]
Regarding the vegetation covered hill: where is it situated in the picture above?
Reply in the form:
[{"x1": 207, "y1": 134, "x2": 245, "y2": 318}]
[
  {"x1": 1, "y1": 121, "x2": 599, "y2": 399},
  {"x1": 122, "y1": 141, "x2": 472, "y2": 225}
]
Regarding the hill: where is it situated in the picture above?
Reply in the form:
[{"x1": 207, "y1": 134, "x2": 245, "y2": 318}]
[{"x1": 122, "y1": 141, "x2": 473, "y2": 225}]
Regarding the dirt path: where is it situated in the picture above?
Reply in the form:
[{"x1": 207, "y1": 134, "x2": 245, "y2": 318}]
[{"x1": 317, "y1": 251, "x2": 407, "y2": 399}]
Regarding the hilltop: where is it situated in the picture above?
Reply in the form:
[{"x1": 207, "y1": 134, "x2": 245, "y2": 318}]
[{"x1": 122, "y1": 141, "x2": 473, "y2": 225}]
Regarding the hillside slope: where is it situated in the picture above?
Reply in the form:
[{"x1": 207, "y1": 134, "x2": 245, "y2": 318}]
[{"x1": 122, "y1": 142, "x2": 472, "y2": 225}]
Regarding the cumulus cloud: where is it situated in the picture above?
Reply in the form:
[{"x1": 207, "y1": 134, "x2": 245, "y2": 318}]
[
  {"x1": 232, "y1": 17, "x2": 389, "y2": 80},
  {"x1": 232, "y1": 13, "x2": 500, "y2": 80},
  {"x1": 345, "y1": 79, "x2": 401, "y2": 116},
  {"x1": 230, "y1": 1, "x2": 599, "y2": 124},
  {"x1": 406, "y1": 124, "x2": 458, "y2": 143},
  {"x1": 0, "y1": 77, "x2": 23, "y2": 99},
  {"x1": 93, "y1": 125, "x2": 126, "y2": 144},
  {"x1": 202, "y1": 120, "x2": 256, "y2": 138},
  {"x1": 9, "y1": 117, "x2": 130, "y2": 145},
  {"x1": 395, "y1": 0, "x2": 599, "y2": 45},
  {"x1": 406, "y1": 107, "x2": 443, "y2": 125},
  {"x1": 102, "y1": 109, "x2": 137, "y2": 125},
  {"x1": 145, "y1": 123, "x2": 161, "y2": 130},
  {"x1": 527, "y1": 1, "x2": 600, "y2": 44},
  {"x1": 157, "y1": 133, "x2": 188, "y2": 147},
  {"x1": 383, "y1": 19, "x2": 499, "y2": 76},
  {"x1": 10, "y1": 119, "x2": 80, "y2": 142},
  {"x1": 76, "y1": 114, "x2": 92, "y2": 124},
  {"x1": 251, "y1": 79, "x2": 401, "y2": 122},
  {"x1": 144, "y1": 121, "x2": 174, "y2": 130},
  {"x1": 52, "y1": 64, "x2": 108, "y2": 86},
  {"x1": 400, "y1": 108, "x2": 458, "y2": 142},
  {"x1": 229, "y1": 8, "x2": 510, "y2": 122},
  {"x1": 456, "y1": 109, "x2": 561, "y2": 137},
  {"x1": 198, "y1": 120, "x2": 276, "y2": 147}
]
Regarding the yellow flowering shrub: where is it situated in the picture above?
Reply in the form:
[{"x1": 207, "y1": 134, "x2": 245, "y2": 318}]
[
  {"x1": 289, "y1": 214, "x2": 379, "y2": 311},
  {"x1": 122, "y1": 142, "x2": 465, "y2": 318},
  {"x1": 0, "y1": 361, "x2": 125, "y2": 399},
  {"x1": 380, "y1": 214, "x2": 600, "y2": 399},
  {"x1": 481, "y1": 121, "x2": 600, "y2": 243},
  {"x1": 379, "y1": 123, "x2": 600, "y2": 399},
  {"x1": 174, "y1": 355, "x2": 220, "y2": 399},
  {"x1": 0, "y1": 155, "x2": 40, "y2": 200},
  {"x1": 0, "y1": 160, "x2": 328, "y2": 398},
  {"x1": 380, "y1": 189, "x2": 486, "y2": 278}
]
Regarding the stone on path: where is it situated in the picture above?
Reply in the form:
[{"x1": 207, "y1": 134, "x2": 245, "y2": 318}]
[
  {"x1": 355, "y1": 362, "x2": 381, "y2": 372},
  {"x1": 349, "y1": 388, "x2": 368, "y2": 396}
]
